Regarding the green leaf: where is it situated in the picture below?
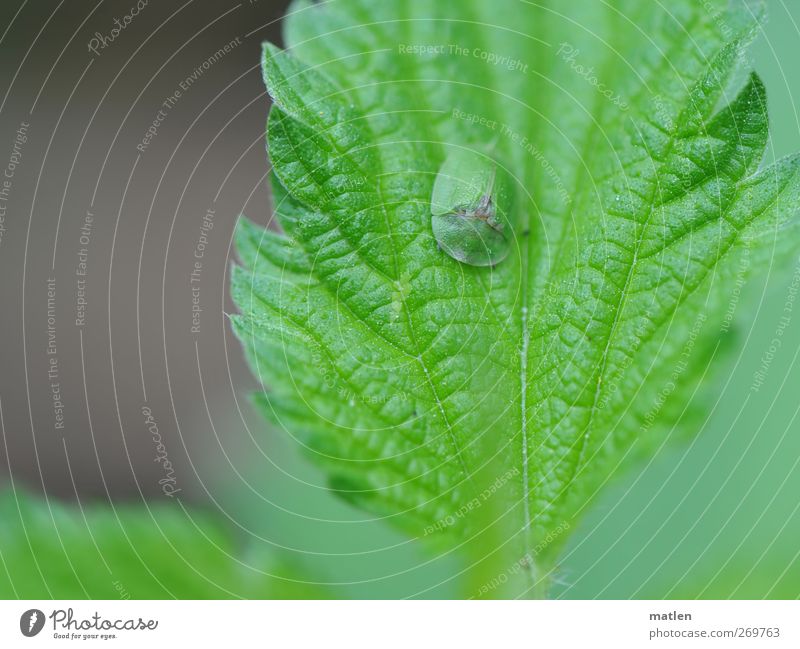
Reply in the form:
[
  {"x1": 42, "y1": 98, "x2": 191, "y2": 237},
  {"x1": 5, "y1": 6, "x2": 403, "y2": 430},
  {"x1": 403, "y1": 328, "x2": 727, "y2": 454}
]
[
  {"x1": 0, "y1": 490, "x2": 329, "y2": 599},
  {"x1": 232, "y1": 0, "x2": 800, "y2": 596}
]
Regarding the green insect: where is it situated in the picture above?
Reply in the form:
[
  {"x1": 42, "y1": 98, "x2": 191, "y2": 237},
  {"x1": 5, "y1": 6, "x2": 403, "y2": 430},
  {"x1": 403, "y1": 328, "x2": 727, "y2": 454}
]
[{"x1": 430, "y1": 148, "x2": 513, "y2": 267}]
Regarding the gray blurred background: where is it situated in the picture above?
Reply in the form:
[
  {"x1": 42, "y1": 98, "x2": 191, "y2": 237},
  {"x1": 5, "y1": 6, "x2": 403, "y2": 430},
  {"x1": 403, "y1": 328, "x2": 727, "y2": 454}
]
[{"x1": 0, "y1": 0, "x2": 289, "y2": 501}]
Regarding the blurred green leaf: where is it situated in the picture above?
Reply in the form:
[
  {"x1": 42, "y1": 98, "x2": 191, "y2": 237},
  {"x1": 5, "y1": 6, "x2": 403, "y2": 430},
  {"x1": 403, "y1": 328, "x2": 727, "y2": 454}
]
[{"x1": 0, "y1": 490, "x2": 329, "y2": 599}]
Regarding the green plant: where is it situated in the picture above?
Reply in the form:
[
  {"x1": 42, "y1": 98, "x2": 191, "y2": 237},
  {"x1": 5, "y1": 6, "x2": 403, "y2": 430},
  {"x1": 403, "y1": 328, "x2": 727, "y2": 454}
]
[
  {"x1": 231, "y1": 0, "x2": 800, "y2": 597},
  {"x1": 0, "y1": 490, "x2": 327, "y2": 599}
]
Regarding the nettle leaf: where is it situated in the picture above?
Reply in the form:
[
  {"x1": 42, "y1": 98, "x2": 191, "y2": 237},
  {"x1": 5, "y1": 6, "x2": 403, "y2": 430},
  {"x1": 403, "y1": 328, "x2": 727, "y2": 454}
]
[
  {"x1": 232, "y1": 0, "x2": 800, "y2": 595},
  {"x1": 0, "y1": 490, "x2": 328, "y2": 599}
]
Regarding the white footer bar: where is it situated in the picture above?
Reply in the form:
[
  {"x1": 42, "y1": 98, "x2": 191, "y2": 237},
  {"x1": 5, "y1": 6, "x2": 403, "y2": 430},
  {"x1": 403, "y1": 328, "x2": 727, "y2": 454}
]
[{"x1": 1, "y1": 600, "x2": 797, "y2": 647}]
